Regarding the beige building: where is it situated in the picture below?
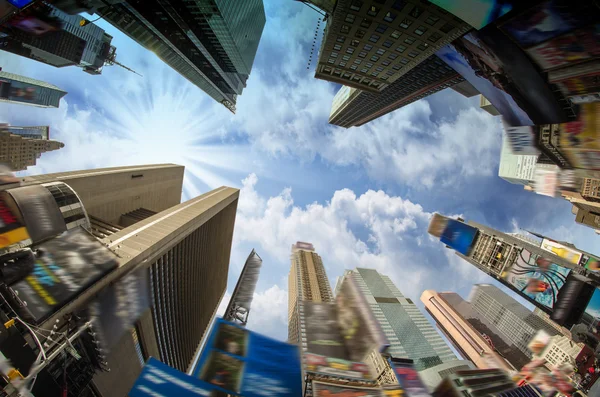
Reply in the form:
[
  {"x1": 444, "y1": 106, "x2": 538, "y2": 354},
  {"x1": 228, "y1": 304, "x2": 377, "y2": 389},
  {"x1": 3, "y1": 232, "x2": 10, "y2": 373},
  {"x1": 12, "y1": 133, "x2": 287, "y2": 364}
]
[
  {"x1": 538, "y1": 335, "x2": 583, "y2": 369},
  {"x1": 0, "y1": 129, "x2": 64, "y2": 171},
  {"x1": 23, "y1": 165, "x2": 238, "y2": 397},
  {"x1": 288, "y1": 241, "x2": 333, "y2": 343},
  {"x1": 581, "y1": 178, "x2": 600, "y2": 203},
  {"x1": 480, "y1": 95, "x2": 500, "y2": 116},
  {"x1": 420, "y1": 290, "x2": 512, "y2": 371}
]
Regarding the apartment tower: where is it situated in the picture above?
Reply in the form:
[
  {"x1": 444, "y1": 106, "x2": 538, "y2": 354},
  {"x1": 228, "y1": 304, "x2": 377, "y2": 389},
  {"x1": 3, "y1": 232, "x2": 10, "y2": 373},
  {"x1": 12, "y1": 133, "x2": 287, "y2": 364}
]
[
  {"x1": 21, "y1": 164, "x2": 238, "y2": 396},
  {"x1": 288, "y1": 242, "x2": 333, "y2": 344}
]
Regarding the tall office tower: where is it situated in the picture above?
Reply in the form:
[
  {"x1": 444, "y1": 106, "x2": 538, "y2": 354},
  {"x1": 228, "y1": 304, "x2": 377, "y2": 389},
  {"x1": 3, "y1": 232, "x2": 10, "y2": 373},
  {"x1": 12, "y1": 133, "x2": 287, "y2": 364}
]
[
  {"x1": 0, "y1": 125, "x2": 49, "y2": 140},
  {"x1": 87, "y1": 0, "x2": 266, "y2": 112},
  {"x1": 0, "y1": 70, "x2": 66, "y2": 108},
  {"x1": 315, "y1": 0, "x2": 470, "y2": 97},
  {"x1": 498, "y1": 132, "x2": 538, "y2": 186},
  {"x1": 581, "y1": 178, "x2": 600, "y2": 203},
  {"x1": 288, "y1": 241, "x2": 333, "y2": 343},
  {"x1": 533, "y1": 307, "x2": 571, "y2": 338},
  {"x1": 340, "y1": 268, "x2": 460, "y2": 371},
  {"x1": 0, "y1": 128, "x2": 64, "y2": 171},
  {"x1": 329, "y1": 54, "x2": 464, "y2": 127},
  {"x1": 223, "y1": 249, "x2": 263, "y2": 326},
  {"x1": 0, "y1": 3, "x2": 116, "y2": 75},
  {"x1": 469, "y1": 285, "x2": 560, "y2": 359},
  {"x1": 420, "y1": 290, "x2": 513, "y2": 371},
  {"x1": 20, "y1": 164, "x2": 238, "y2": 396}
]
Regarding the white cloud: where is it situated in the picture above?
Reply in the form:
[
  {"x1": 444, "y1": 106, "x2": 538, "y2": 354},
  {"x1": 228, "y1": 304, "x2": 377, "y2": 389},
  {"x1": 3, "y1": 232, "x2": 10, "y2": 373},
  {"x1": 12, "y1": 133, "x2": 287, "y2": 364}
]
[{"x1": 246, "y1": 285, "x2": 288, "y2": 338}]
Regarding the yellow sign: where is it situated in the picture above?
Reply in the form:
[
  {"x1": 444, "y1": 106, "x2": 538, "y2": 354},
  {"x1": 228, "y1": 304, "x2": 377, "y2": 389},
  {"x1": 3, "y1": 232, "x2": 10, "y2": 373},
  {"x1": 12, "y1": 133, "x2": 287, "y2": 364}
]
[{"x1": 0, "y1": 226, "x2": 29, "y2": 249}]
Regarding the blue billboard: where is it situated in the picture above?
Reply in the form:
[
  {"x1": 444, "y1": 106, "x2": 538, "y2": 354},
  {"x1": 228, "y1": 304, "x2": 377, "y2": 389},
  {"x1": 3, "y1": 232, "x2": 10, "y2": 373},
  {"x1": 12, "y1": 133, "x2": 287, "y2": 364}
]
[
  {"x1": 7, "y1": 0, "x2": 34, "y2": 8},
  {"x1": 440, "y1": 219, "x2": 478, "y2": 256},
  {"x1": 193, "y1": 317, "x2": 302, "y2": 397}
]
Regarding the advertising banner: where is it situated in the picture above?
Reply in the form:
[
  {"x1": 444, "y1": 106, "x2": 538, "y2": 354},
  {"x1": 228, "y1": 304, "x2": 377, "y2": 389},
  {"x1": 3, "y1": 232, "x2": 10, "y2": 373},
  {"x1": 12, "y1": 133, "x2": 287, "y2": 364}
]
[
  {"x1": 533, "y1": 167, "x2": 559, "y2": 197},
  {"x1": 581, "y1": 254, "x2": 600, "y2": 271},
  {"x1": 389, "y1": 359, "x2": 430, "y2": 397},
  {"x1": 312, "y1": 381, "x2": 384, "y2": 397},
  {"x1": 6, "y1": 0, "x2": 34, "y2": 8},
  {"x1": 303, "y1": 301, "x2": 348, "y2": 359},
  {"x1": 558, "y1": 103, "x2": 600, "y2": 170},
  {"x1": 7, "y1": 185, "x2": 66, "y2": 244},
  {"x1": 428, "y1": 0, "x2": 512, "y2": 29},
  {"x1": 550, "y1": 272, "x2": 595, "y2": 328},
  {"x1": 427, "y1": 213, "x2": 449, "y2": 238},
  {"x1": 130, "y1": 357, "x2": 223, "y2": 397},
  {"x1": 10, "y1": 227, "x2": 118, "y2": 324},
  {"x1": 499, "y1": 248, "x2": 570, "y2": 312},
  {"x1": 304, "y1": 352, "x2": 371, "y2": 380},
  {"x1": 540, "y1": 239, "x2": 582, "y2": 265},
  {"x1": 336, "y1": 275, "x2": 389, "y2": 362},
  {"x1": 0, "y1": 192, "x2": 29, "y2": 249},
  {"x1": 502, "y1": 121, "x2": 539, "y2": 155},
  {"x1": 194, "y1": 317, "x2": 302, "y2": 397},
  {"x1": 439, "y1": 219, "x2": 478, "y2": 256}
]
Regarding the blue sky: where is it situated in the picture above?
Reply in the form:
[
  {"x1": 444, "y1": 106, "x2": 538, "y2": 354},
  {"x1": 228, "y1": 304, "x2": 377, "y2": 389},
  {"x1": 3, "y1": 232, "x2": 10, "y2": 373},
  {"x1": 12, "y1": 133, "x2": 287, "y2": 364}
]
[{"x1": 0, "y1": 0, "x2": 598, "y2": 342}]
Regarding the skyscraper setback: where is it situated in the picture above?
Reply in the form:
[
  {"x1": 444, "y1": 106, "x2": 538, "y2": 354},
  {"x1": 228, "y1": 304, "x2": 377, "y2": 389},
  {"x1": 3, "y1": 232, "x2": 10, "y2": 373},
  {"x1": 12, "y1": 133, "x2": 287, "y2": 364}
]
[
  {"x1": 0, "y1": 70, "x2": 66, "y2": 108},
  {"x1": 0, "y1": 124, "x2": 63, "y2": 171}
]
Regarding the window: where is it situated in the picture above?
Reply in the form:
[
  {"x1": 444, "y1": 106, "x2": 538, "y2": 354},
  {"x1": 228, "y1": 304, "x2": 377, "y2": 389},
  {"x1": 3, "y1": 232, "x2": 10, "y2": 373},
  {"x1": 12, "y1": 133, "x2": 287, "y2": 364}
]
[
  {"x1": 346, "y1": 47, "x2": 355, "y2": 54},
  {"x1": 370, "y1": 55, "x2": 379, "y2": 61},
  {"x1": 363, "y1": 44, "x2": 373, "y2": 51},
  {"x1": 351, "y1": 39, "x2": 360, "y2": 47},
  {"x1": 409, "y1": 6, "x2": 423, "y2": 18},
  {"x1": 375, "y1": 24, "x2": 388, "y2": 33},
  {"x1": 382, "y1": 40, "x2": 393, "y2": 48},
  {"x1": 425, "y1": 14, "x2": 440, "y2": 25},
  {"x1": 392, "y1": 64, "x2": 402, "y2": 70},
  {"x1": 337, "y1": 36, "x2": 346, "y2": 43},
  {"x1": 334, "y1": 44, "x2": 342, "y2": 50},
  {"x1": 391, "y1": 30, "x2": 401, "y2": 39},
  {"x1": 355, "y1": 29, "x2": 366, "y2": 38},
  {"x1": 132, "y1": 174, "x2": 144, "y2": 179},
  {"x1": 414, "y1": 25, "x2": 427, "y2": 35},
  {"x1": 331, "y1": 52, "x2": 338, "y2": 58},
  {"x1": 428, "y1": 32, "x2": 442, "y2": 43},
  {"x1": 342, "y1": 54, "x2": 351, "y2": 60},
  {"x1": 408, "y1": 50, "x2": 418, "y2": 58},
  {"x1": 392, "y1": 0, "x2": 406, "y2": 10},
  {"x1": 400, "y1": 18, "x2": 413, "y2": 29},
  {"x1": 360, "y1": 18, "x2": 372, "y2": 28},
  {"x1": 417, "y1": 42, "x2": 429, "y2": 51},
  {"x1": 350, "y1": 0, "x2": 362, "y2": 11},
  {"x1": 395, "y1": 45, "x2": 406, "y2": 53},
  {"x1": 340, "y1": 61, "x2": 347, "y2": 67},
  {"x1": 400, "y1": 57, "x2": 409, "y2": 64},
  {"x1": 381, "y1": 75, "x2": 388, "y2": 80},
  {"x1": 350, "y1": 64, "x2": 358, "y2": 70},
  {"x1": 383, "y1": 11, "x2": 397, "y2": 23},
  {"x1": 358, "y1": 51, "x2": 367, "y2": 58},
  {"x1": 328, "y1": 58, "x2": 335, "y2": 64},
  {"x1": 341, "y1": 25, "x2": 350, "y2": 34},
  {"x1": 387, "y1": 70, "x2": 395, "y2": 75},
  {"x1": 363, "y1": 78, "x2": 371, "y2": 84},
  {"x1": 369, "y1": 34, "x2": 380, "y2": 43},
  {"x1": 404, "y1": 36, "x2": 415, "y2": 44},
  {"x1": 376, "y1": 48, "x2": 385, "y2": 55},
  {"x1": 440, "y1": 22, "x2": 454, "y2": 33},
  {"x1": 367, "y1": 5, "x2": 380, "y2": 16},
  {"x1": 354, "y1": 59, "x2": 362, "y2": 64},
  {"x1": 371, "y1": 71, "x2": 379, "y2": 76},
  {"x1": 366, "y1": 62, "x2": 373, "y2": 68},
  {"x1": 361, "y1": 68, "x2": 368, "y2": 73},
  {"x1": 376, "y1": 66, "x2": 384, "y2": 72},
  {"x1": 382, "y1": 60, "x2": 391, "y2": 66},
  {"x1": 345, "y1": 13, "x2": 356, "y2": 23}
]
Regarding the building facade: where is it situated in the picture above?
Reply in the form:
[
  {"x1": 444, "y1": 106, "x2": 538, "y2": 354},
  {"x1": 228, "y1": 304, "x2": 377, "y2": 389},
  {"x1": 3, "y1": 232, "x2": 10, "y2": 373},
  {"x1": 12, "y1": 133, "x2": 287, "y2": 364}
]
[
  {"x1": 498, "y1": 132, "x2": 538, "y2": 186},
  {"x1": 574, "y1": 205, "x2": 600, "y2": 230},
  {"x1": 0, "y1": 125, "x2": 49, "y2": 140},
  {"x1": 0, "y1": 128, "x2": 64, "y2": 171},
  {"x1": 532, "y1": 307, "x2": 571, "y2": 338},
  {"x1": 329, "y1": 54, "x2": 464, "y2": 127},
  {"x1": 418, "y1": 360, "x2": 475, "y2": 392},
  {"x1": 91, "y1": 0, "x2": 266, "y2": 112},
  {"x1": 0, "y1": 71, "x2": 67, "y2": 108},
  {"x1": 315, "y1": 0, "x2": 470, "y2": 94},
  {"x1": 538, "y1": 335, "x2": 582, "y2": 369},
  {"x1": 288, "y1": 242, "x2": 334, "y2": 344},
  {"x1": 581, "y1": 178, "x2": 600, "y2": 203},
  {"x1": 420, "y1": 290, "x2": 513, "y2": 371}
]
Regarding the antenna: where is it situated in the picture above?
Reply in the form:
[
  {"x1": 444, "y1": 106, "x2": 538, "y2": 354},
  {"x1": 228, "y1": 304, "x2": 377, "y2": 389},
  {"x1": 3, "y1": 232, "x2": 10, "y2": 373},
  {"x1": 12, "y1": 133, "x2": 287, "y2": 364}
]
[{"x1": 104, "y1": 46, "x2": 143, "y2": 77}]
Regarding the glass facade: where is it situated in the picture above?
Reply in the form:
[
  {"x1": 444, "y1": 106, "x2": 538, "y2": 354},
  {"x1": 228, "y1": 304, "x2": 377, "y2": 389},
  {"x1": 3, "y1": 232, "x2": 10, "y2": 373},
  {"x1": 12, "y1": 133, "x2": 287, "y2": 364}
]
[{"x1": 0, "y1": 71, "x2": 66, "y2": 108}]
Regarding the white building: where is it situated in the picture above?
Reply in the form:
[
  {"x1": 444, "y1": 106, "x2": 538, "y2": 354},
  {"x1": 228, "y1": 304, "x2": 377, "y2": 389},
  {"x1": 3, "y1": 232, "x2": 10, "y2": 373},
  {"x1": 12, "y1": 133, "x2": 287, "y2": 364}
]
[{"x1": 539, "y1": 335, "x2": 583, "y2": 369}]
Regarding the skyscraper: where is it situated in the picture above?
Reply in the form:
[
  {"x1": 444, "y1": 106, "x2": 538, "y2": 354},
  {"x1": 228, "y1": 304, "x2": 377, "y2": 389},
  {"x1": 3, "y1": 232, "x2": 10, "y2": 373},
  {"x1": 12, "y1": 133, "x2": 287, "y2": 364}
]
[
  {"x1": 329, "y1": 54, "x2": 464, "y2": 127},
  {"x1": 0, "y1": 125, "x2": 63, "y2": 171},
  {"x1": 0, "y1": 70, "x2": 66, "y2": 108},
  {"x1": 87, "y1": 0, "x2": 266, "y2": 112},
  {"x1": 498, "y1": 131, "x2": 538, "y2": 186},
  {"x1": 0, "y1": 124, "x2": 49, "y2": 140},
  {"x1": 288, "y1": 241, "x2": 333, "y2": 344},
  {"x1": 314, "y1": 0, "x2": 470, "y2": 95},
  {"x1": 19, "y1": 164, "x2": 238, "y2": 396}
]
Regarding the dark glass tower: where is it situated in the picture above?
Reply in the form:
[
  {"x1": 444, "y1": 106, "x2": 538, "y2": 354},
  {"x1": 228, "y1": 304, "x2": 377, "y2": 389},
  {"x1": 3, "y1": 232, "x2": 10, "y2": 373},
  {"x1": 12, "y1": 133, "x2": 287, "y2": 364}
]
[{"x1": 93, "y1": 0, "x2": 266, "y2": 112}]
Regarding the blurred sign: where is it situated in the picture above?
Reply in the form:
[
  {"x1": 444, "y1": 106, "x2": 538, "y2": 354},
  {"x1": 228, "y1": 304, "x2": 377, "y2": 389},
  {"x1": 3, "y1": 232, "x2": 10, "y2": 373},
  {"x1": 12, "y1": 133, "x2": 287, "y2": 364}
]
[
  {"x1": 559, "y1": 103, "x2": 600, "y2": 170},
  {"x1": 0, "y1": 192, "x2": 29, "y2": 249},
  {"x1": 581, "y1": 254, "x2": 600, "y2": 271},
  {"x1": 295, "y1": 241, "x2": 314, "y2": 251},
  {"x1": 551, "y1": 273, "x2": 596, "y2": 328},
  {"x1": 527, "y1": 330, "x2": 551, "y2": 356},
  {"x1": 429, "y1": 0, "x2": 512, "y2": 29},
  {"x1": 502, "y1": 121, "x2": 539, "y2": 155},
  {"x1": 533, "y1": 167, "x2": 559, "y2": 197},
  {"x1": 500, "y1": 248, "x2": 570, "y2": 313},
  {"x1": 6, "y1": 0, "x2": 33, "y2": 8},
  {"x1": 389, "y1": 359, "x2": 430, "y2": 397},
  {"x1": 194, "y1": 317, "x2": 302, "y2": 397},
  {"x1": 440, "y1": 219, "x2": 478, "y2": 256},
  {"x1": 304, "y1": 352, "x2": 371, "y2": 380},
  {"x1": 303, "y1": 301, "x2": 348, "y2": 359},
  {"x1": 10, "y1": 227, "x2": 118, "y2": 323},
  {"x1": 540, "y1": 239, "x2": 582, "y2": 265},
  {"x1": 427, "y1": 213, "x2": 449, "y2": 238},
  {"x1": 312, "y1": 382, "x2": 384, "y2": 397},
  {"x1": 130, "y1": 357, "x2": 218, "y2": 397},
  {"x1": 536, "y1": 124, "x2": 572, "y2": 168}
]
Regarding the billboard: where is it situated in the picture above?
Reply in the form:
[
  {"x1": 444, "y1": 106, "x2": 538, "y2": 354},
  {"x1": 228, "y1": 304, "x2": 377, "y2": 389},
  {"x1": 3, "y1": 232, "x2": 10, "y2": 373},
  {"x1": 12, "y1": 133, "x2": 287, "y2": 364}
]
[
  {"x1": 502, "y1": 121, "x2": 539, "y2": 155},
  {"x1": 9, "y1": 227, "x2": 118, "y2": 323},
  {"x1": 194, "y1": 317, "x2": 302, "y2": 397},
  {"x1": 533, "y1": 167, "x2": 559, "y2": 197},
  {"x1": 540, "y1": 239, "x2": 582, "y2": 265},
  {"x1": 6, "y1": 0, "x2": 34, "y2": 8},
  {"x1": 304, "y1": 352, "x2": 371, "y2": 380},
  {"x1": 130, "y1": 357, "x2": 224, "y2": 397},
  {"x1": 312, "y1": 381, "x2": 384, "y2": 397},
  {"x1": 440, "y1": 219, "x2": 478, "y2": 256},
  {"x1": 500, "y1": 248, "x2": 570, "y2": 312},
  {"x1": 581, "y1": 254, "x2": 600, "y2": 271},
  {"x1": 429, "y1": 0, "x2": 512, "y2": 29},
  {"x1": 550, "y1": 273, "x2": 596, "y2": 328},
  {"x1": 427, "y1": 213, "x2": 449, "y2": 238},
  {"x1": 558, "y1": 103, "x2": 600, "y2": 171},
  {"x1": 389, "y1": 359, "x2": 430, "y2": 397},
  {"x1": 303, "y1": 301, "x2": 348, "y2": 359},
  {"x1": 0, "y1": 192, "x2": 29, "y2": 249}
]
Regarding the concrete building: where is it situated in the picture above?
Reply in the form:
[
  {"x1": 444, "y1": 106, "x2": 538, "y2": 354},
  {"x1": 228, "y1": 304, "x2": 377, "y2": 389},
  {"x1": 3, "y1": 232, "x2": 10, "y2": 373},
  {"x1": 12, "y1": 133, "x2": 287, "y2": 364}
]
[
  {"x1": 420, "y1": 290, "x2": 513, "y2": 371},
  {"x1": 0, "y1": 128, "x2": 63, "y2": 171},
  {"x1": 451, "y1": 80, "x2": 478, "y2": 98},
  {"x1": 573, "y1": 205, "x2": 600, "y2": 230},
  {"x1": 538, "y1": 335, "x2": 583, "y2": 369},
  {"x1": 418, "y1": 360, "x2": 475, "y2": 392},
  {"x1": 89, "y1": 0, "x2": 266, "y2": 112},
  {"x1": 581, "y1": 178, "x2": 600, "y2": 203},
  {"x1": 480, "y1": 95, "x2": 500, "y2": 116},
  {"x1": 498, "y1": 132, "x2": 538, "y2": 186},
  {"x1": 21, "y1": 164, "x2": 237, "y2": 396},
  {"x1": 329, "y1": 54, "x2": 464, "y2": 127},
  {"x1": 533, "y1": 307, "x2": 572, "y2": 338},
  {"x1": 315, "y1": 0, "x2": 470, "y2": 93},
  {"x1": 288, "y1": 241, "x2": 333, "y2": 344},
  {"x1": 0, "y1": 71, "x2": 66, "y2": 108},
  {"x1": 0, "y1": 125, "x2": 49, "y2": 140},
  {"x1": 339, "y1": 268, "x2": 458, "y2": 371}
]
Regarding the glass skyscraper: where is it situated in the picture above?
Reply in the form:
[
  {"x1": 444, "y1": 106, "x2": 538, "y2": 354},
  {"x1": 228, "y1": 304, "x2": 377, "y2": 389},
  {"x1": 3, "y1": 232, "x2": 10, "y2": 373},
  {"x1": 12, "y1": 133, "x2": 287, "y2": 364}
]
[{"x1": 0, "y1": 71, "x2": 66, "y2": 108}]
